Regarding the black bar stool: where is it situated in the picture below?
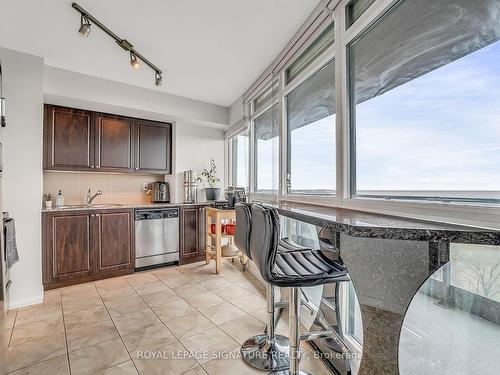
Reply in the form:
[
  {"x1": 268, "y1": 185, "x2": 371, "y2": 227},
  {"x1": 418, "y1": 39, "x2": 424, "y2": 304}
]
[
  {"x1": 249, "y1": 204, "x2": 350, "y2": 375},
  {"x1": 235, "y1": 203, "x2": 311, "y2": 372}
]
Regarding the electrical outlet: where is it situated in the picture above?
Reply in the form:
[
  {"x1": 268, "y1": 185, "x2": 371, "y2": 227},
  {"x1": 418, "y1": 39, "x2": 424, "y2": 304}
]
[{"x1": 143, "y1": 183, "x2": 149, "y2": 192}]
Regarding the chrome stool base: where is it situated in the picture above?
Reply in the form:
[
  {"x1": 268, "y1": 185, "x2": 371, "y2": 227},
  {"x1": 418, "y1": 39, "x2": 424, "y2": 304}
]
[{"x1": 241, "y1": 334, "x2": 289, "y2": 371}]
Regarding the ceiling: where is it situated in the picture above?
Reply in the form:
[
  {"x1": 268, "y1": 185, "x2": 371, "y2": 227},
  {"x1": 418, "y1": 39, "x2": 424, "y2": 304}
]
[{"x1": 0, "y1": 0, "x2": 319, "y2": 107}]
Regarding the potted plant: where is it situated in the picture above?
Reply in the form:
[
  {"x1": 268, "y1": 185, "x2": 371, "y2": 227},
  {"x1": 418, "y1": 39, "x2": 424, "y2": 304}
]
[{"x1": 197, "y1": 159, "x2": 221, "y2": 201}]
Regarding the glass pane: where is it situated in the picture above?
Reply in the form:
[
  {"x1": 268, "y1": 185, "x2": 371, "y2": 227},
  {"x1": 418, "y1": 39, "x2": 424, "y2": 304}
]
[
  {"x1": 286, "y1": 60, "x2": 336, "y2": 195},
  {"x1": 346, "y1": 0, "x2": 376, "y2": 28},
  {"x1": 254, "y1": 104, "x2": 279, "y2": 192},
  {"x1": 400, "y1": 244, "x2": 500, "y2": 374},
  {"x1": 347, "y1": 282, "x2": 363, "y2": 344},
  {"x1": 350, "y1": 0, "x2": 500, "y2": 204},
  {"x1": 286, "y1": 23, "x2": 334, "y2": 84},
  {"x1": 230, "y1": 131, "x2": 249, "y2": 188}
]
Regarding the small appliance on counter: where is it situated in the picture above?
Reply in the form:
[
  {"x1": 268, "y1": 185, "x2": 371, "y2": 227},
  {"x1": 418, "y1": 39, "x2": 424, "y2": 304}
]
[
  {"x1": 151, "y1": 182, "x2": 170, "y2": 203},
  {"x1": 225, "y1": 186, "x2": 247, "y2": 208},
  {"x1": 183, "y1": 170, "x2": 198, "y2": 203}
]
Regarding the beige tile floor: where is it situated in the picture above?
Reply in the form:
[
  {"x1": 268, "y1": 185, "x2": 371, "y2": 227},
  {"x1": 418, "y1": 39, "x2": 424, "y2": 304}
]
[{"x1": 0, "y1": 260, "x2": 332, "y2": 375}]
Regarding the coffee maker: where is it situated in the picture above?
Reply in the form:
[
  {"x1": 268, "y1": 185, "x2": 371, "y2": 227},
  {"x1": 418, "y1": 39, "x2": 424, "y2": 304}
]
[{"x1": 151, "y1": 182, "x2": 170, "y2": 203}]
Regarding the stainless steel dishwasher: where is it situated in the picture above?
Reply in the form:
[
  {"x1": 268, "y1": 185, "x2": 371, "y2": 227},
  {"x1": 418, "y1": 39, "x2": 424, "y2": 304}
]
[{"x1": 135, "y1": 207, "x2": 179, "y2": 268}]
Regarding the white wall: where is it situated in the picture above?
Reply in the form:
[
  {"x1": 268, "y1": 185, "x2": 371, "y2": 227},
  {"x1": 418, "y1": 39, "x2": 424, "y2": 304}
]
[
  {"x1": 44, "y1": 66, "x2": 229, "y2": 129},
  {"x1": 228, "y1": 95, "x2": 244, "y2": 127},
  {"x1": 167, "y1": 122, "x2": 225, "y2": 203},
  {"x1": 0, "y1": 47, "x2": 44, "y2": 308}
]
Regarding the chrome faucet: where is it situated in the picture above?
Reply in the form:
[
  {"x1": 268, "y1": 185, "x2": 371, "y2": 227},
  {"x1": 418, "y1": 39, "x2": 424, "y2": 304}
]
[{"x1": 86, "y1": 189, "x2": 102, "y2": 205}]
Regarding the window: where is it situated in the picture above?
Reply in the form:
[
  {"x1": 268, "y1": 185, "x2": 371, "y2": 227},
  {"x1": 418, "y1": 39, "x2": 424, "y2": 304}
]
[
  {"x1": 230, "y1": 131, "x2": 249, "y2": 188},
  {"x1": 349, "y1": 0, "x2": 500, "y2": 204},
  {"x1": 286, "y1": 59, "x2": 336, "y2": 195},
  {"x1": 286, "y1": 24, "x2": 335, "y2": 84},
  {"x1": 254, "y1": 104, "x2": 280, "y2": 192},
  {"x1": 346, "y1": 0, "x2": 376, "y2": 28}
]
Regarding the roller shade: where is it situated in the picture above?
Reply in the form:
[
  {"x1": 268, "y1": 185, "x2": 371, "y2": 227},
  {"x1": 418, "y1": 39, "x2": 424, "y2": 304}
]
[
  {"x1": 254, "y1": 104, "x2": 279, "y2": 141},
  {"x1": 351, "y1": 0, "x2": 500, "y2": 105},
  {"x1": 287, "y1": 59, "x2": 335, "y2": 132}
]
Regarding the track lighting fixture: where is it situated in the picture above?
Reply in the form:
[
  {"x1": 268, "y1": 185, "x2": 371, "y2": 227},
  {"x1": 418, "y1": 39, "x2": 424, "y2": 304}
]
[
  {"x1": 155, "y1": 72, "x2": 163, "y2": 87},
  {"x1": 72, "y1": 2, "x2": 164, "y2": 87},
  {"x1": 78, "y1": 14, "x2": 91, "y2": 37},
  {"x1": 130, "y1": 52, "x2": 140, "y2": 69}
]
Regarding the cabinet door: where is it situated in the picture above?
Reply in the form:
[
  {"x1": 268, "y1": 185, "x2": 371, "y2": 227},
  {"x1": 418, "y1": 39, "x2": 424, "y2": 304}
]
[
  {"x1": 44, "y1": 105, "x2": 95, "y2": 171},
  {"x1": 134, "y1": 120, "x2": 172, "y2": 174},
  {"x1": 43, "y1": 212, "x2": 95, "y2": 287},
  {"x1": 96, "y1": 211, "x2": 134, "y2": 273},
  {"x1": 180, "y1": 206, "x2": 206, "y2": 265},
  {"x1": 95, "y1": 114, "x2": 133, "y2": 172}
]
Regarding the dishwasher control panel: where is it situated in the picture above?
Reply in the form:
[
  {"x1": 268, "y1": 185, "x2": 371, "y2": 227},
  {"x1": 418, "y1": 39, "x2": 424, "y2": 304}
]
[{"x1": 135, "y1": 208, "x2": 179, "y2": 221}]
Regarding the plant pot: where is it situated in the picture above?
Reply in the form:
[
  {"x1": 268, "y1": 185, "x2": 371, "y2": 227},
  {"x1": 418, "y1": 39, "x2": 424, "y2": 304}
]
[{"x1": 205, "y1": 187, "x2": 221, "y2": 201}]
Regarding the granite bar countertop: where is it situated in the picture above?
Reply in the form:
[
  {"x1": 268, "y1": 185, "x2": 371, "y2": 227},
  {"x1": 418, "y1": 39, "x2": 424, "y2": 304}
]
[
  {"x1": 42, "y1": 202, "x2": 213, "y2": 213},
  {"x1": 266, "y1": 201, "x2": 500, "y2": 245}
]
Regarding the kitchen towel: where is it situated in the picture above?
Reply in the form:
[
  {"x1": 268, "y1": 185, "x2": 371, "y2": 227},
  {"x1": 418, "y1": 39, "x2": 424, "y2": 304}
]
[{"x1": 4, "y1": 217, "x2": 19, "y2": 268}]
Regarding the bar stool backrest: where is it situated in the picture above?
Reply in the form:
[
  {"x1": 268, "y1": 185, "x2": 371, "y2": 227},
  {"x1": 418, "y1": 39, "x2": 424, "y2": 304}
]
[
  {"x1": 249, "y1": 204, "x2": 280, "y2": 284},
  {"x1": 235, "y1": 203, "x2": 253, "y2": 260}
]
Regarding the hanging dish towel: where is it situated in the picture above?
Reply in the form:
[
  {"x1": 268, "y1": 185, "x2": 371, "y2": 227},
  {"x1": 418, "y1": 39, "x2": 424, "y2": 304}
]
[{"x1": 4, "y1": 218, "x2": 19, "y2": 268}]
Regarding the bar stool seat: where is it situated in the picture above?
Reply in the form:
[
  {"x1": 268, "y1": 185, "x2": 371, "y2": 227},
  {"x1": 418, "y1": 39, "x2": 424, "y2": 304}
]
[
  {"x1": 248, "y1": 203, "x2": 351, "y2": 375},
  {"x1": 274, "y1": 250, "x2": 349, "y2": 287},
  {"x1": 235, "y1": 203, "x2": 311, "y2": 372}
]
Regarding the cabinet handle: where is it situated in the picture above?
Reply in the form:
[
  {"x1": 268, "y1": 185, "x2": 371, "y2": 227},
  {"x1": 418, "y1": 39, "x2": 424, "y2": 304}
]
[
  {"x1": 135, "y1": 167, "x2": 139, "y2": 170},
  {"x1": 96, "y1": 165, "x2": 100, "y2": 169},
  {"x1": 91, "y1": 165, "x2": 95, "y2": 168},
  {"x1": 90, "y1": 214, "x2": 95, "y2": 217},
  {"x1": 96, "y1": 213, "x2": 100, "y2": 217}
]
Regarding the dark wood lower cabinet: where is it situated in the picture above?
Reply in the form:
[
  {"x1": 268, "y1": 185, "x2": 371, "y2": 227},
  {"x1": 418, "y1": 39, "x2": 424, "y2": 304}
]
[
  {"x1": 43, "y1": 209, "x2": 134, "y2": 290},
  {"x1": 180, "y1": 205, "x2": 207, "y2": 265}
]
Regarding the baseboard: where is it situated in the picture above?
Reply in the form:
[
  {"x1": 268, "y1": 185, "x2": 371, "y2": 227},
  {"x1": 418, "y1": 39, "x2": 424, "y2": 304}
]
[{"x1": 8, "y1": 292, "x2": 44, "y2": 309}]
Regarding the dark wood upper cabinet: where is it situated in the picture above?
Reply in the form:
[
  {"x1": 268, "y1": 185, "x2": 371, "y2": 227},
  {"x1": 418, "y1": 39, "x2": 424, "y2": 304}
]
[
  {"x1": 97, "y1": 211, "x2": 134, "y2": 272},
  {"x1": 135, "y1": 120, "x2": 172, "y2": 174},
  {"x1": 43, "y1": 105, "x2": 172, "y2": 175},
  {"x1": 95, "y1": 114, "x2": 133, "y2": 172},
  {"x1": 44, "y1": 105, "x2": 94, "y2": 171}
]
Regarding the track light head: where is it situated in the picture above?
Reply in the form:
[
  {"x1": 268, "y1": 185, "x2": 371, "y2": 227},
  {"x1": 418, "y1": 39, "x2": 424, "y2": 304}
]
[
  {"x1": 155, "y1": 72, "x2": 163, "y2": 86},
  {"x1": 130, "y1": 52, "x2": 140, "y2": 69},
  {"x1": 78, "y1": 14, "x2": 91, "y2": 37}
]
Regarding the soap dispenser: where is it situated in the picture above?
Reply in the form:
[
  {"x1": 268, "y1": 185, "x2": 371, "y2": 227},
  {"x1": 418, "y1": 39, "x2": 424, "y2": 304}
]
[{"x1": 55, "y1": 190, "x2": 65, "y2": 208}]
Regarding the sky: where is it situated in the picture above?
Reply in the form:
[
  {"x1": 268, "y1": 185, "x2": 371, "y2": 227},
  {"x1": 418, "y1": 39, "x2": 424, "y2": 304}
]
[{"x1": 356, "y1": 40, "x2": 500, "y2": 193}]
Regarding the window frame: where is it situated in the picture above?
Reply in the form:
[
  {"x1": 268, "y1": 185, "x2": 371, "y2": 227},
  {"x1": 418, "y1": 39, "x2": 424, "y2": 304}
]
[
  {"x1": 238, "y1": 0, "x2": 500, "y2": 230},
  {"x1": 250, "y1": 79, "x2": 281, "y2": 195},
  {"x1": 227, "y1": 127, "x2": 250, "y2": 189},
  {"x1": 338, "y1": 0, "x2": 500, "y2": 230},
  {"x1": 281, "y1": 44, "x2": 340, "y2": 204}
]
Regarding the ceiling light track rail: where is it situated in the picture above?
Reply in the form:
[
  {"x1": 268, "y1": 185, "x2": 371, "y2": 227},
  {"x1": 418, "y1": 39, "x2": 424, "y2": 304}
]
[{"x1": 71, "y1": 2, "x2": 163, "y2": 86}]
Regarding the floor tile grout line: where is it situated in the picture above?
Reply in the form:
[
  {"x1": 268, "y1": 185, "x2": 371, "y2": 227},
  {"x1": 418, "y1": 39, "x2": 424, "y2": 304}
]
[
  {"x1": 93, "y1": 280, "x2": 139, "y2": 374},
  {"x1": 58, "y1": 290, "x2": 73, "y2": 375},
  {"x1": 148, "y1": 266, "x2": 252, "y2": 371},
  {"x1": 7, "y1": 307, "x2": 18, "y2": 348},
  {"x1": 131, "y1": 272, "x2": 208, "y2": 373}
]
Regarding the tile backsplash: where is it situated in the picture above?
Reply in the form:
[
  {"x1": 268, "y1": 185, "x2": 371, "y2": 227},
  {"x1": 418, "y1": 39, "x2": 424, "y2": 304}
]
[{"x1": 43, "y1": 172, "x2": 164, "y2": 205}]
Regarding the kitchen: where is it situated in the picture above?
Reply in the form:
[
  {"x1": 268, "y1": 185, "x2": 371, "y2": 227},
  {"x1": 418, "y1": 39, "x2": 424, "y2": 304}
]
[{"x1": 1, "y1": 1, "x2": 500, "y2": 375}]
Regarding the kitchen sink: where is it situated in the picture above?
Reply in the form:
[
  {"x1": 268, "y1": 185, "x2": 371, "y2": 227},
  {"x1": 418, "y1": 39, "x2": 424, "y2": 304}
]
[{"x1": 56, "y1": 204, "x2": 123, "y2": 210}]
